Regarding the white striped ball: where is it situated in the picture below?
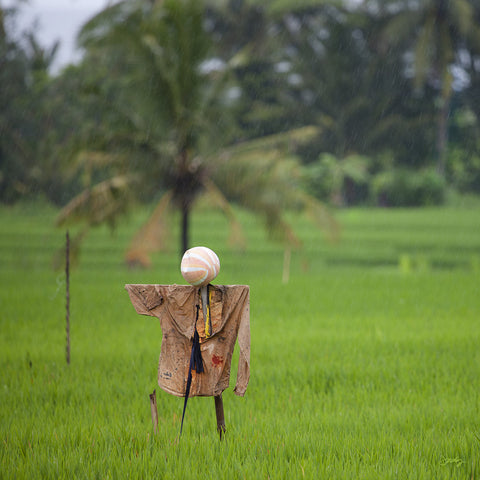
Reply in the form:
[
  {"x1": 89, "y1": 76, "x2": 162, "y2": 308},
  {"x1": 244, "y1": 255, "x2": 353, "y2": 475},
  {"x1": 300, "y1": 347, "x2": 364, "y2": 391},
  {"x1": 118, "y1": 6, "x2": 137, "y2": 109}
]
[{"x1": 180, "y1": 246, "x2": 220, "y2": 287}]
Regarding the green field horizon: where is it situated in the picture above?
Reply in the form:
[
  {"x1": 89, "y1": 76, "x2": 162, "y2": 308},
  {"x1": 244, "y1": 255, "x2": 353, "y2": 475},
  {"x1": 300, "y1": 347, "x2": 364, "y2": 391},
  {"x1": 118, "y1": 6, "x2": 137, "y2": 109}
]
[{"x1": 1, "y1": 203, "x2": 479, "y2": 479}]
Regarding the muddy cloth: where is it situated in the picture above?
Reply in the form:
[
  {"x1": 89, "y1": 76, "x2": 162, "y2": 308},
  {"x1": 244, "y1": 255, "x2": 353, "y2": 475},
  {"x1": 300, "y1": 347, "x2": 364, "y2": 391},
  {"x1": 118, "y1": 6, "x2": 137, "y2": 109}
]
[{"x1": 125, "y1": 284, "x2": 250, "y2": 398}]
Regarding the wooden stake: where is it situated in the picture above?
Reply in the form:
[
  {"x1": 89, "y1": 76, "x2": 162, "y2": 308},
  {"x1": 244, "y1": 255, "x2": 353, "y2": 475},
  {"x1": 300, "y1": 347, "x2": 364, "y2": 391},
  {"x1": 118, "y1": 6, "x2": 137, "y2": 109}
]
[
  {"x1": 282, "y1": 247, "x2": 291, "y2": 284},
  {"x1": 214, "y1": 394, "x2": 226, "y2": 440},
  {"x1": 65, "y1": 230, "x2": 70, "y2": 365},
  {"x1": 150, "y1": 390, "x2": 159, "y2": 434}
]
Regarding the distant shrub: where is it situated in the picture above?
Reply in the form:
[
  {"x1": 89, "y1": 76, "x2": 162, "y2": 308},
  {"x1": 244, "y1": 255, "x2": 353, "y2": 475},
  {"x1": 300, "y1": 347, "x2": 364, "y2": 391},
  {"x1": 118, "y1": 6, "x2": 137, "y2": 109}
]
[
  {"x1": 372, "y1": 168, "x2": 446, "y2": 207},
  {"x1": 303, "y1": 153, "x2": 370, "y2": 206},
  {"x1": 447, "y1": 147, "x2": 480, "y2": 193}
]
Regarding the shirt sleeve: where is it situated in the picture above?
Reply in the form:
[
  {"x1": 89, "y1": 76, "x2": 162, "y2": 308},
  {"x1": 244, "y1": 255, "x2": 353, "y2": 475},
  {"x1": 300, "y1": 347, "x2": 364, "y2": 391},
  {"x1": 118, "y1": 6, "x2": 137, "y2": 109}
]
[
  {"x1": 233, "y1": 286, "x2": 250, "y2": 396},
  {"x1": 125, "y1": 284, "x2": 164, "y2": 317}
]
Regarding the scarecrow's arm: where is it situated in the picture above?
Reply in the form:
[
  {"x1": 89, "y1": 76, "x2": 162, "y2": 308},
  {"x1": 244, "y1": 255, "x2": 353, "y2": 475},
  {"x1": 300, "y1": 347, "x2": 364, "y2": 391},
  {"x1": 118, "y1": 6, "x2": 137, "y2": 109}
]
[
  {"x1": 125, "y1": 284, "x2": 164, "y2": 317},
  {"x1": 233, "y1": 287, "x2": 250, "y2": 396}
]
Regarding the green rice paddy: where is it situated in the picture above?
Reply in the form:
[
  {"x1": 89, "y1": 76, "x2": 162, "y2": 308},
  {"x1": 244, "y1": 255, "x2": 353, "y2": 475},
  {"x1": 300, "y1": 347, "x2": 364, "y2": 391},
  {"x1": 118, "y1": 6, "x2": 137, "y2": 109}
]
[{"x1": 1, "y1": 202, "x2": 479, "y2": 478}]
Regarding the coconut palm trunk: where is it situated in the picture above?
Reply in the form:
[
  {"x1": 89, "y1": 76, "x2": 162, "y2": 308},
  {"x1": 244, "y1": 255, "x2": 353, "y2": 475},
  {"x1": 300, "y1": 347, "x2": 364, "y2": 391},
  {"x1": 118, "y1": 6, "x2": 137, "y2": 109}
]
[
  {"x1": 175, "y1": 147, "x2": 197, "y2": 254},
  {"x1": 436, "y1": 90, "x2": 451, "y2": 177},
  {"x1": 181, "y1": 202, "x2": 190, "y2": 255}
]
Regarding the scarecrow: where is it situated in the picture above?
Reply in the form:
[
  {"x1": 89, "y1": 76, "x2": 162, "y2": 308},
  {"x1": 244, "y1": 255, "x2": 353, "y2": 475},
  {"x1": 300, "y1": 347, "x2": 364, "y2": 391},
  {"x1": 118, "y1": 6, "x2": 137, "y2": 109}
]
[{"x1": 125, "y1": 247, "x2": 250, "y2": 438}]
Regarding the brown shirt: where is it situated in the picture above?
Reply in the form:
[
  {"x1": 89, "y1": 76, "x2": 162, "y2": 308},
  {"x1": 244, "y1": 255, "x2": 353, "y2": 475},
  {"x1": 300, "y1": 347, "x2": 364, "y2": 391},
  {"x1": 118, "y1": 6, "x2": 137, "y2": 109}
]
[{"x1": 125, "y1": 284, "x2": 250, "y2": 398}]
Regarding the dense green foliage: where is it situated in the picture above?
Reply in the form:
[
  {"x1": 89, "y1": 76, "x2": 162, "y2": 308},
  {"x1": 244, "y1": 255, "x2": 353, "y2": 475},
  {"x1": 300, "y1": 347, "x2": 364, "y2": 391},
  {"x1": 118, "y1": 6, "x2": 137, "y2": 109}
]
[
  {"x1": 3, "y1": 0, "x2": 480, "y2": 211},
  {"x1": 0, "y1": 4, "x2": 60, "y2": 203},
  {"x1": 1, "y1": 204, "x2": 480, "y2": 478}
]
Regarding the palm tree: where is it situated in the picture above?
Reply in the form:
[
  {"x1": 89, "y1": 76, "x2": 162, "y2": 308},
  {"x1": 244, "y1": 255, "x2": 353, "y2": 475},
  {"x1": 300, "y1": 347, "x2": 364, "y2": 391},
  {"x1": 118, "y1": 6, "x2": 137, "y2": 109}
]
[
  {"x1": 56, "y1": 0, "x2": 336, "y2": 266},
  {"x1": 0, "y1": 3, "x2": 60, "y2": 202},
  {"x1": 272, "y1": 3, "x2": 433, "y2": 167},
  {"x1": 378, "y1": 0, "x2": 480, "y2": 176}
]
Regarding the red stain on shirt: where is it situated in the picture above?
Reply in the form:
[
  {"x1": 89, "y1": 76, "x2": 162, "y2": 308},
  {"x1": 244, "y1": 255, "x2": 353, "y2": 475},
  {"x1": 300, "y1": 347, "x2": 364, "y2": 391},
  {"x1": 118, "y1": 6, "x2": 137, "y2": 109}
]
[{"x1": 212, "y1": 355, "x2": 223, "y2": 367}]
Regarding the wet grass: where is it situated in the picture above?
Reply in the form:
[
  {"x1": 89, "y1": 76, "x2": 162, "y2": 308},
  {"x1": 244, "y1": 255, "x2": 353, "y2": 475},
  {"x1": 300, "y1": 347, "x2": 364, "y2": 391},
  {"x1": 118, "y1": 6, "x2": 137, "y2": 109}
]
[{"x1": 1, "y1": 202, "x2": 480, "y2": 478}]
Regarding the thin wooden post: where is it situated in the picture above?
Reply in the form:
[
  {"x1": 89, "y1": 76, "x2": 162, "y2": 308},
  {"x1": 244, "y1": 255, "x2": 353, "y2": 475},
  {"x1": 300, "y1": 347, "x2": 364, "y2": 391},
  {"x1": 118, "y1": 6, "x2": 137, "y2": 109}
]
[
  {"x1": 65, "y1": 230, "x2": 70, "y2": 365},
  {"x1": 214, "y1": 394, "x2": 226, "y2": 440},
  {"x1": 282, "y1": 247, "x2": 291, "y2": 284},
  {"x1": 150, "y1": 390, "x2": 159, "y2": 434}
]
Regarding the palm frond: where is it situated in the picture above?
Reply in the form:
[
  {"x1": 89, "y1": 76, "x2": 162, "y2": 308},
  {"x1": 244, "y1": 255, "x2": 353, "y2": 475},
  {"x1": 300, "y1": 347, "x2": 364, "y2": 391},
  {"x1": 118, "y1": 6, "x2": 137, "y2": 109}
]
[
  {"x1": 414, "y1": 16, "x2": 434, "y2": 90},
  {"x1": 201, "y1": 177, "x2": 246, "y2": 250},
  {"x1": 52, "y1": 228, "x2": 89, "y2": 271},
  {"x1": 216, "y1": 126, "x2": 319, "y2": 159},
  {"x1": 451, "y1": 0, "x2": 474, "y2": 37},
  {"x1": 125, "y1": 190, "x2": 174, "y2": 268},
  {"x1": 381, "y1": 10, "x2": 418, "y2": 47},
  {"x1": 64, "y1": 150, "x2": 123, "y2": 183},
  {"x1": 77, "y1": 1, "x2": 139, "y2": 48},
  {"x1": 211, "y1": 137, "x2": 338, "y2": 248},
  {"x1": 56, "y1": 174, "x2": 134, "y2": 228},
  {"x1": 300, "y1": 193, "x2": 340, "y2": 244},
  {"x1": 341, "y1": 155, "x2": 370, "y2": 184}
]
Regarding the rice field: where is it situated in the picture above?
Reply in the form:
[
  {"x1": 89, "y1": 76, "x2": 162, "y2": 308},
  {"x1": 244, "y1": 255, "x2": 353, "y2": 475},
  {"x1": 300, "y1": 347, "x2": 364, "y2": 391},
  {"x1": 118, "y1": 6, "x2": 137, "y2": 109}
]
[{"x1": 1, "y1": 201, "x2": 479, "y2": 478}]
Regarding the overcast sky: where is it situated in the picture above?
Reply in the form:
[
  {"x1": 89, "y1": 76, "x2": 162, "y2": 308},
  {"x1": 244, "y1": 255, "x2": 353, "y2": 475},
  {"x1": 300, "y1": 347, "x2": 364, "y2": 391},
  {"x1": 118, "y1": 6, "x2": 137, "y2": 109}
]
[{"x1": 4, "y1": 0, "x2": 110, "y2": 73}]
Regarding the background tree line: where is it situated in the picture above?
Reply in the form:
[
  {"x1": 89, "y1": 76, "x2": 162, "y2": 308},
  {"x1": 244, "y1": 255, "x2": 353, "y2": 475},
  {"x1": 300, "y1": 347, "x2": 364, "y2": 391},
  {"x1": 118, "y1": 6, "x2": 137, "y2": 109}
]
[{"x1": 2, "y1": 0, "x2": 480, "y2": 230}]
